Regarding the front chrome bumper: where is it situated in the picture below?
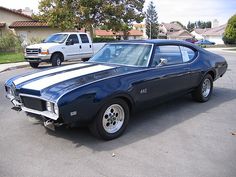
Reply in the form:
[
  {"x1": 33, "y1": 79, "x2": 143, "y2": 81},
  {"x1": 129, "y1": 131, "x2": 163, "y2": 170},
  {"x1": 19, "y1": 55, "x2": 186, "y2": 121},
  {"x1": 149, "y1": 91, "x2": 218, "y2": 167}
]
[
  {"x1": 24, "y1": 54, "x2": 51, "y2": 62},
  {"x1": 6, "y1": 93, "x2": 59, "y2": 120},
  {"x1": 6, "y1": 93, "x2": 22, "y2": 107}
]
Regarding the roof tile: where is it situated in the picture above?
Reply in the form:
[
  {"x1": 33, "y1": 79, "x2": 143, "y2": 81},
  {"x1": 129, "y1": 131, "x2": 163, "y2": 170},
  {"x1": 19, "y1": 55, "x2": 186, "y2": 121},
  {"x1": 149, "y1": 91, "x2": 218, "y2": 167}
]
[{"x1": 9, "y1": 21, "x2": 49, "y2": 28}]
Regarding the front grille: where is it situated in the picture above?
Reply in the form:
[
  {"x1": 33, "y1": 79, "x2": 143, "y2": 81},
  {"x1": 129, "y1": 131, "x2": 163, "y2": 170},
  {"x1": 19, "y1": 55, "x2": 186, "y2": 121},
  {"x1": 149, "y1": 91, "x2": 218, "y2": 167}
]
[
  {"x1": 21, "y1": 96, "x2": 45, "y2": 111},
  {"x1": 26, "y1": 48, "x2": 40, "y2": 55}
]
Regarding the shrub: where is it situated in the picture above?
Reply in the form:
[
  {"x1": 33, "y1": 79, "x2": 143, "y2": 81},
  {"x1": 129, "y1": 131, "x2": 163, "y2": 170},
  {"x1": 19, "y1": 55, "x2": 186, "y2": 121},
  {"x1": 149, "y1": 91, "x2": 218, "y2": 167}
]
[
  {"x1": 29, "y1": 37, "x2": 43, "y2": 45},
  {"x1": 0, "y1": 31, "x2": 22, "y2": 52},
  {"x1": 223, "y1": 14, "x2": 236, "y2": 44}
]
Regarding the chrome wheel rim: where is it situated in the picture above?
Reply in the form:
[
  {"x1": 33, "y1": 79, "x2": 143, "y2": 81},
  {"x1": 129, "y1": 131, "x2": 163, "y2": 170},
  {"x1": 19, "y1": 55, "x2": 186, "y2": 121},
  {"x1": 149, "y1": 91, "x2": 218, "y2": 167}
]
[
  {"x1": 202, "y1": 78, "x2": 211, "y2": 97},
  {"x1": 102, "y1": 104, "x2": 125, "y2": 134},
  {"x1": 56, "y1": 58, "x2": 61, "y2": 66}
]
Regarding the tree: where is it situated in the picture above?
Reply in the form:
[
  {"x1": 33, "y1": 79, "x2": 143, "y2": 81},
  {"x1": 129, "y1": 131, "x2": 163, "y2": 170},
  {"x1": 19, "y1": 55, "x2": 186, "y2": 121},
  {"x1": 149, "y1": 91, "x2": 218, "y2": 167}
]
[
  {"x1": 36, "y1": 0, "x2": 78, "y2": 31},
  {"x1": 36, "y1": 0, "x2": 145, "y2": 38},
  {"x1": 101, "y1": 0, "x2": 145, "y2": 40},
  {"x1": 187, "y1": 20, "x2": 211, "y2": 31},
  {"x1": 145, "y1": 1, "x2": 159, "y2": 39},
  {"x1": 223, "y1": 14, "x2": 236, "y2": 44},
  {"x1": 187, "y1": 21, "x2": 195, "y2": 32}
]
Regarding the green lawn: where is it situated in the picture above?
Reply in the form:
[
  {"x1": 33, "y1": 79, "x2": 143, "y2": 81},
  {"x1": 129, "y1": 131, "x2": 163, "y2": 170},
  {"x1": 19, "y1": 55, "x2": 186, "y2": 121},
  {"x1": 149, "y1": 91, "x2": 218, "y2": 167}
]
[{"x1": 0, "y1": 52, "x2": 24, "y2": 64}]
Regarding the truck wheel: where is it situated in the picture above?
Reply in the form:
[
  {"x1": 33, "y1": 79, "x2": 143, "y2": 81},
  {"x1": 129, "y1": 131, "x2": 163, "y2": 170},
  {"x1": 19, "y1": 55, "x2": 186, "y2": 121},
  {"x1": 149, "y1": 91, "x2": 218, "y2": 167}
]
[
  {"x1": 51, "y1": 53, "x2": 63, "y2": 66},
  {"x1": 81, "y1": 58, "x2": 90, "y2": 62},
  {"x1": 89, "y1": 98, "x2": 130, "y2": 140},
  {"x1": 29, "y1": 62, "x2": 39, "y2": 68}
]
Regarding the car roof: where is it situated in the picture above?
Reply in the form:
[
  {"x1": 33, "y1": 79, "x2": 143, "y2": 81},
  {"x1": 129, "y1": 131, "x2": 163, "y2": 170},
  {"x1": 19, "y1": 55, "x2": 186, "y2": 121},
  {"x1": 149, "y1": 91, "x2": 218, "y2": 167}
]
[{"x1": 112, "y1": 39, "x2": 201, "y2": 50}]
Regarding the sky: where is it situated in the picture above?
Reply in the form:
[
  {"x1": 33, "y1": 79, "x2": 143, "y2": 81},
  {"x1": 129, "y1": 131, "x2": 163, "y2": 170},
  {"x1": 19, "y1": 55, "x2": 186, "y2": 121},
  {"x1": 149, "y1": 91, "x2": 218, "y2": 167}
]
[{"x1": 0, "y1": 0, "x2": 235, "y2": 26}]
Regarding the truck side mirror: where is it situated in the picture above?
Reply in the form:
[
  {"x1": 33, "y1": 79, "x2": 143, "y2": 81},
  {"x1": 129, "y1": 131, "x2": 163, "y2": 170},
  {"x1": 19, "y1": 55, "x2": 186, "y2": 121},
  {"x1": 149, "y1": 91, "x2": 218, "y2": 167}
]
[{"x1": 66, "y1": 39, "x2": 74, "y2": 45}]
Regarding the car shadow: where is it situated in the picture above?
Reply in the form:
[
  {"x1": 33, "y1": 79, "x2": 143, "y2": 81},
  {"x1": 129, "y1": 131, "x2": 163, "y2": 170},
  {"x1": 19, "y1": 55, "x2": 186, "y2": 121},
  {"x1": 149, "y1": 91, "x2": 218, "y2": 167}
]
[{"x1": 44, "y1": 86, "x2": 236, "y2": 151}]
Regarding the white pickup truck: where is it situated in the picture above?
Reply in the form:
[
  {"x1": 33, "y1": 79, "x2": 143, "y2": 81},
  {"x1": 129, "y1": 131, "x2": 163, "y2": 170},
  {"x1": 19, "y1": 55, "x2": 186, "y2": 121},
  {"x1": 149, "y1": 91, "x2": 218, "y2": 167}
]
[{"x1": 25, "y1": 32, "x2": 105, "y2": 68}]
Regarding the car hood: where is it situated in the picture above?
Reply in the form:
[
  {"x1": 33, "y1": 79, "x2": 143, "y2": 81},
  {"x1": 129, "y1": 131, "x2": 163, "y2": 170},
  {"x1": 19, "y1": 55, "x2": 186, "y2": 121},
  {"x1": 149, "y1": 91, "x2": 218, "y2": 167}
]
[
  {"x1": 6, "y1": 62, "x2": 143, "y2": 101},
  {"x1": 26, "y1": 43, "x2": 59, "y2": 49}
]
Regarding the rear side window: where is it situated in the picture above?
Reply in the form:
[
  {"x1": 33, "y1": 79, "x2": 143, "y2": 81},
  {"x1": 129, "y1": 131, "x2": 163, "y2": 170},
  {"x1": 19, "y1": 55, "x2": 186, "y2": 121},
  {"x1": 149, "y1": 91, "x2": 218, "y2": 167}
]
[
  {"x1": 152, "y1": 45, "x2": 183, "y2": 66},
  {"x1": 79, "y1": 34, "x2": 89, "y2": 43},
  {"x1": 180, "y1": 46, "x2": 196, "y2": 62},
  {"x1": 67, "y1": 34, "x2": 79, "y2": 43}
]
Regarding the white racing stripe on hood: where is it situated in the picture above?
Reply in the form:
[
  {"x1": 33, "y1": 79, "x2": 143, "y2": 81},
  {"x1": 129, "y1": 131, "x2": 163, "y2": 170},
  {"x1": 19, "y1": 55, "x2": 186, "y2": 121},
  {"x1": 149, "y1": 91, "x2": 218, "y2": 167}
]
[
  {"x1": 22, "y1": 65, "x2": 113, "y2": 91},
  {"x1": 13, "y1": 63, "x2": 90, "y2": 85}
]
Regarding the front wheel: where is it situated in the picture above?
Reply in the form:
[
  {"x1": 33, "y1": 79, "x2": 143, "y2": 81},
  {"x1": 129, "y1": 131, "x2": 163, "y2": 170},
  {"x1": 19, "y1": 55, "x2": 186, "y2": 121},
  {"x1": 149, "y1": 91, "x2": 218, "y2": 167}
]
[
  {"x1": 29, "y1": 62, "x2": 39, "y2": 68},
  {"x1": 89, "y1": 98, "x2": 130, "y2": 140},
  {"x1": 51, "y1": 53, "x2": 63, "y2": 66},
  {"x1": 192, "y1": 74, "x2": 213, "y2": 102}
]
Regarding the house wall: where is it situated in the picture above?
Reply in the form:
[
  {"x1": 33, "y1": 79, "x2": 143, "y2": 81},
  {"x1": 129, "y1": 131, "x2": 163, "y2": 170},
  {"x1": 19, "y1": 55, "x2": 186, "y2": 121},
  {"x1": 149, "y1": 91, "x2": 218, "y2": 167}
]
[
  {"x1": 204, "y1": 35, "x2": 224, "y2": 44},
  {"x1": 159, "y1": 25, "x2": 167, "y2": 34},
  {"x1": 13, "y1": 27, "x2": 61, "y2": 44},
  {"x1": 0, "y1": 8, "x2": 32, "y2": 34},
  {"x1": 0, "y1": 9, "x2": 31, "y2": 25},
  {"x1": 127, "y1": 36, "x2": 143, "y2": 40},
  {"x1": 191, "y1": 31, "x2": 204, "y2": 40}
]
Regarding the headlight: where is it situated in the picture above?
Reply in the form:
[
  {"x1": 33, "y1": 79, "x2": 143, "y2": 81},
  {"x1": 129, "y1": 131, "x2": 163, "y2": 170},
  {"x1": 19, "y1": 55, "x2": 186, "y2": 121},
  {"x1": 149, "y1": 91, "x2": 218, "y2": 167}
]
[
  {"x1": 46, "y1": 101, "x2": 59, "y2": 115},
  {"x1": 54, "y1": 104, "x2": 59, "y2": 115},
  {"x1": 40, "y1": 48, "x2": 49, "y2": 55},
  {"x1": 46, "y1": 101, "x2": 53, "y2": 112}
]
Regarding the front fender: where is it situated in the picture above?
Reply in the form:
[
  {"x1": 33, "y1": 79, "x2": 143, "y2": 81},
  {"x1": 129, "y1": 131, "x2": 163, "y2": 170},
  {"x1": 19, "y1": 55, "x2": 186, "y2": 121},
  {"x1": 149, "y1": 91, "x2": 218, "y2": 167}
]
[{"x1": 57, "y1": 77, "x2": 135, "y2": 123}]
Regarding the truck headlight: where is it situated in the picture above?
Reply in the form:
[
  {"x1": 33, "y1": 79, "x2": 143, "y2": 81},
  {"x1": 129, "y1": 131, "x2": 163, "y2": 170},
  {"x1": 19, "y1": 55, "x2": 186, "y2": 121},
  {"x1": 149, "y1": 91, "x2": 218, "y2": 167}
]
[{"x1": 40, "y1": 48, "x2": 49, "y2": 55}]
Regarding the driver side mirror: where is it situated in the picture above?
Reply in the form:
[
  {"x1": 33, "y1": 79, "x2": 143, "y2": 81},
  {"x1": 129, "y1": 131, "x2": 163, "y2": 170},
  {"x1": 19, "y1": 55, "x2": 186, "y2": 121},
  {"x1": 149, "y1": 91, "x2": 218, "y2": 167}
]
[
  {"x1": 158, "y1": 58, "x2": 168, "y2": 66},
  {"x1": 66, "y1": 39, "x2": 74, "y2": 45}
]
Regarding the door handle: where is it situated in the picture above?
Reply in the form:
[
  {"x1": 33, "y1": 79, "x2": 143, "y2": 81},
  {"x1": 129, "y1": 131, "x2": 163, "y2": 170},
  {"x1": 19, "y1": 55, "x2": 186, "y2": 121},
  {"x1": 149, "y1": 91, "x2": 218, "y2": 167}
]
[
  {"x1": 89, "y1": 45, "x2": 91, "y2": 48},
  {"x1": 79, "y1": 45, "x2": 82, "y2": 49}
]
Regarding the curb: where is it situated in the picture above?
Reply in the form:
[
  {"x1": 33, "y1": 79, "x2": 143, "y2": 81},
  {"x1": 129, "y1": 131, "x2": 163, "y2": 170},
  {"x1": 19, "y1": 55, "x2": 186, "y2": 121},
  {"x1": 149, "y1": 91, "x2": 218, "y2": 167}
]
[
  {"x1": 0, "y1": 63, "x2": 29, "y2": 73},
  {"x1": 0, "y1": 60, "x2": 81, "y2": 73}
]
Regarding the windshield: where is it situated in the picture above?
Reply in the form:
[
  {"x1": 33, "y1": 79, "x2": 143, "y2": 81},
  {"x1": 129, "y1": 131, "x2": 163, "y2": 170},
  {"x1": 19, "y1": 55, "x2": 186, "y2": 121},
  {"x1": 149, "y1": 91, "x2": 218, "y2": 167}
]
[
  {"x1": 90, "y1": 43, "x2": 152, "y2": 67},
  {"x1": 43, "y1": 34, "x2": 68, "y2": 43}
]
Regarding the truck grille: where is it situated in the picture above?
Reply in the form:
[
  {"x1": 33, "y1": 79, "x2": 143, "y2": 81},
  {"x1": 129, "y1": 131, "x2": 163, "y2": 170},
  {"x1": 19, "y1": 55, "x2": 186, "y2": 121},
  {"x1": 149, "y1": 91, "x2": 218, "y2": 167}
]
[
  {"x1": 26, "y1": 48, "x2": 40, "y2": 55},
  {"x1": 21, "y1": 96, "x2": 45, "y2": 111}
]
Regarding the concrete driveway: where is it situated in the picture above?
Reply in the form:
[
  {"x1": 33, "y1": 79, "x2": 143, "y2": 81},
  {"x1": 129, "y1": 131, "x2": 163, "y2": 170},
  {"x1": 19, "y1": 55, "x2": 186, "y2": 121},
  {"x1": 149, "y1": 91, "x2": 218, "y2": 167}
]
[{"x1": 0, "y1": 50, "x2": 236, "y2": 177}]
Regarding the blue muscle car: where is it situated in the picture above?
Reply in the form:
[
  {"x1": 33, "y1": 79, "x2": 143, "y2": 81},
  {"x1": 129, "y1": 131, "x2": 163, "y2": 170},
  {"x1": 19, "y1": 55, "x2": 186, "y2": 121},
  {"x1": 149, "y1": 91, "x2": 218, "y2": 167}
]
[{"x1": 5, "y1": 40, "x2": 227, "y2": 140}]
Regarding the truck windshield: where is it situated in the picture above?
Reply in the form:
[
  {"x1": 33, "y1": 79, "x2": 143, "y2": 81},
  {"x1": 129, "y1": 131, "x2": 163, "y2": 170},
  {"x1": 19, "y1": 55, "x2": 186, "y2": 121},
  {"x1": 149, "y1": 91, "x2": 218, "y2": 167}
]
[
  {"x1": 43, "y1": 34, "x2": 68, "y2": 43},
  {"x1": 90, "y1": 43, "x2": 152, "y2": 67}
]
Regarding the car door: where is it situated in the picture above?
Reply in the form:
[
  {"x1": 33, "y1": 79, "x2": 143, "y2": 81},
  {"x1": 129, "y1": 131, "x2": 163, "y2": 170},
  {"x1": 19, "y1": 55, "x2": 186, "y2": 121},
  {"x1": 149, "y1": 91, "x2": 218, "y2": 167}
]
[
  {"x1": 64, "y1": 34, "x2": 80, "y2": 60},
  {"x1": 79, "y1": 34, "x2": 93, "y2": 58},
  {"x1": 151, "y1": 45, "x2": 193, "y2": 95},
  {"x1": 134, "y1": 45, "x2": 193, "y2": 104}
]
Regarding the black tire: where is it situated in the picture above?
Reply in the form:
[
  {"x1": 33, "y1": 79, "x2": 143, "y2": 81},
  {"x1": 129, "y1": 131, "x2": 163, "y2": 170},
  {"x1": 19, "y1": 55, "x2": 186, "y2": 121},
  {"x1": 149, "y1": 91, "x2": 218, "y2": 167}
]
[
  {"x1": 81, "y1": 58, "x2": 90, "y2": 62},
  {"x1": 29, "y1": 62, "x2": 39, "y2": 68},
  {"x1": 51, "y1": 53, "x2": 63, "y2": 66},
  {"x1": 89, "y1": 98, "x2": 130, "y2": 140},
  {"x1": 192, "y1": 74, "x2": 213, "y2": 102}
]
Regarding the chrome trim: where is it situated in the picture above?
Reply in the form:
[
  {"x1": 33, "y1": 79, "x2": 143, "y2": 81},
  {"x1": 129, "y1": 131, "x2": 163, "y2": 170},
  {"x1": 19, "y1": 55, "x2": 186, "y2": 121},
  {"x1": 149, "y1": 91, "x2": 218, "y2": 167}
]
[
  {"x1": 21, "y1": 106, "x2": 59, "y2": 120},
  {"x1": 19, "y1": 94, "x2": 59, "y2": 120}
]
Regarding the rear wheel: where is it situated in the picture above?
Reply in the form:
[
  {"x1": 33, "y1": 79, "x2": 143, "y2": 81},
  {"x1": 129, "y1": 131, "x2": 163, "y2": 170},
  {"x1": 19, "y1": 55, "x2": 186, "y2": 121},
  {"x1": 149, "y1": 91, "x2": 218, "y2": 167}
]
[
  {"x1": 51, "y1": 53, "x2": 63, "y2": 66},
  {"x1": 89, "y1": 98, "x2": 130, "y2": 140},
  {"x1": 192, "y1": 74, "x2": 213, "y2": 102},
  {"x1": 29, "y1": 62, "x2": 39, "y2": 68}
]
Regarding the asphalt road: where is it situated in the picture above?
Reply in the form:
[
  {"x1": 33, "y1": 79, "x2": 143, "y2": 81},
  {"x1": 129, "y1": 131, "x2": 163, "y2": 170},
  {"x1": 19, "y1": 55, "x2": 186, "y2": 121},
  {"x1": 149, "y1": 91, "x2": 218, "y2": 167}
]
[{"x1": 0, "y1": 50, "x2": 236, "y2": 177}]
